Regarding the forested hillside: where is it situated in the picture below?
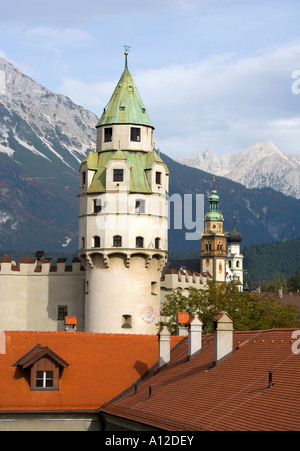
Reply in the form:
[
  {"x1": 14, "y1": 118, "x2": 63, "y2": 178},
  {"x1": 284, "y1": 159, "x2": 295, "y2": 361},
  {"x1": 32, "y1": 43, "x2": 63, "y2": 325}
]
[{"x1": 243, "y1": 238, "x2": 300, "y2": 282}]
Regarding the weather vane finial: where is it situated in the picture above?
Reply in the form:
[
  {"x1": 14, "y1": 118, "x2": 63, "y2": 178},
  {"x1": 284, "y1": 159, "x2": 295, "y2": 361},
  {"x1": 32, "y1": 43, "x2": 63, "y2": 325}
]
[{"x1": 123, "y1": 45, "x2": 131, "y2": 68}]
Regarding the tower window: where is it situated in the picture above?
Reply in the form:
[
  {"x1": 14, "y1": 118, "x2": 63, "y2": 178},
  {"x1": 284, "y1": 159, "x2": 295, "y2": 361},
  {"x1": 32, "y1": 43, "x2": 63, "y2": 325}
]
[
  {"x1": 113, "y1": 169, "x2": 124, "y2": 182},
  {"x1": 155, "y1": 238, "x2": 160, "y2": 249},
  {"x1": 131, "y1": 127, "x2": 141, "y2": 142},
  {"x1": 113, "y1": 235, "x2": 122, "y2": 247},
  {"x1": 151, "y1": 282, "x2": 158, "y2": 295},
  {"x1": 156, "y1": 171, "x2": 162, "y2": 185},
  {"x1": 93, "y1": 199, "x2": 102, "y2": 214},
  {"x1": 206, "y1": 242, "x2": 212, "y2": 252},
  {"x1": 104, "y1": 127, "x2": 113, "y2": 142},
  {"x1": 93, "y1": 236, "x2": 101, "y2": 248},
  {"x1": 136, "y1": 237, "x2": 144, "y2": 248},
  {"x1": 122, "y1": 315, "x2": 132, "y2": 329},
  {"x1": 135, "y1": 199, "x2": 145, "y2": 214},
  {"x1": 81, "y1": 171, "x2": 86, "y2": 186}
]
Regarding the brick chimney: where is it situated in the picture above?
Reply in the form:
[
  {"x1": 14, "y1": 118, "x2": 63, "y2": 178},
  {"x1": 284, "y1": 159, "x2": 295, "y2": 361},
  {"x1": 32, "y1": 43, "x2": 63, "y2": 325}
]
[
  {"x1": 187, "y1": 314, "x2": 203, "y2": 360},
  {"x1": 158, "y1": 326, "x2": 171, "y2": 369},
  {"x1": 213, "y1": 312, "x2": 234, "y2": 365}
]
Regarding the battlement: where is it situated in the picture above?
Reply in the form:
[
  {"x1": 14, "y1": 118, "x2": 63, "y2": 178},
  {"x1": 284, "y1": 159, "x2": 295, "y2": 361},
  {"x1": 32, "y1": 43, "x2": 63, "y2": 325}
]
[
  {"x1": 161, "y1": 268, "x2": 212, "y2": 291},
  {"x1": 0, "y1": 252, "x2": 85, "y2": 275}
]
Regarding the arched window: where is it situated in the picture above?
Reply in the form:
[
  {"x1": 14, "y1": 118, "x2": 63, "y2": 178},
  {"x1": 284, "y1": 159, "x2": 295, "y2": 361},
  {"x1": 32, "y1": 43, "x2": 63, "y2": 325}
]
[
  {"x1": 236, "y1": 260, "x2": 240, "y2": 268},
  {"x1": 136, "y1": 237, "x2": 144, "y2": 248},
  {"x1": 113, "y1": 235, "x2": 122, "y2": 247},
  {"x1": 155, "y1": 238, "x2": 160, "y2": 249},
  {"x1": 81, "y1": 237, "x2": 85, "y2": 249},
  {"x1": 93, "y1": 236, "x2": 100, "y2": 248}
]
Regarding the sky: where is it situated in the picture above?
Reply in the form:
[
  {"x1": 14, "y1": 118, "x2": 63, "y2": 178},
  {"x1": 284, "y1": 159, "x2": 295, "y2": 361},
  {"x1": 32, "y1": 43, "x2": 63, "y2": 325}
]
[{"x1": 0, "y1": 0, "x2": 300, "y2": 158}]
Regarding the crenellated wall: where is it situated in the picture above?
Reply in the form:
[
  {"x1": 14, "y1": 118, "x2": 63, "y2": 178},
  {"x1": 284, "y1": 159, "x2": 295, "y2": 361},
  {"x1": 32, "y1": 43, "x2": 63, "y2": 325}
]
[
  {"x1": 160, "y1": 269, "x2": 212, "y2": 306},
  {"x1": 0, "y1": 255, "x2": 85, "y2": 332}
]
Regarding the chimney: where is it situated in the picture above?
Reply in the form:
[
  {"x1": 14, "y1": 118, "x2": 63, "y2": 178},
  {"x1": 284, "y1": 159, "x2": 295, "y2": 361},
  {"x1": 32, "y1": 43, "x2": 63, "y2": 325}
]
[
  {"x1": 187, "y1": 314, "x2": 203, "y2": 360},
  {"x1": 158, "y1": 325, "x2": 171, "y2": 369},
  {"x1": 176, "y1": 312, "x2": 189, "y2": 336},
  {"x1": 213, "y1": 312, "x2": 234, "y2": 365},
  {"x1": 64, "y1": 316, "x2": 77, "y2": 332}
]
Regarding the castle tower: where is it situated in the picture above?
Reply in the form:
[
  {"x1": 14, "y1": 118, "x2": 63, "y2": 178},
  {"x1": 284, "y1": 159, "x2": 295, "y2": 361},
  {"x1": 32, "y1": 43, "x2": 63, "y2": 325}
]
[
  {"x1": 79, "y1": 50, "x2": 169, "y2": 334},
  {"x1": 201, "y1": 179, "x2": 227, "y2": 283},
  {"x1": 226, "y1": 212, "x2": 244, "y2": 291}
]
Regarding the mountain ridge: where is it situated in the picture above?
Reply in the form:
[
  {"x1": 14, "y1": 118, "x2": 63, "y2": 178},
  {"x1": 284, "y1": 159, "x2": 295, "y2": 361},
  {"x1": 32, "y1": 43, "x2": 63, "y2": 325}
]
[{"x1": 177, "y1": 140, "x2": 300, "y2": 200}]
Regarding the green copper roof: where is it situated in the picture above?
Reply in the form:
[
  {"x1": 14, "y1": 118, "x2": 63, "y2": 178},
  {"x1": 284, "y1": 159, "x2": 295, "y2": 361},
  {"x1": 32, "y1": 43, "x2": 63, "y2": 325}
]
[
  {"x1": 206, "y1": 186, "x2": 224, "y2": 222},
  {"x1": 96, "y1": 67, "x2": 154, "y2": 129},
  {"x1": 82, "y1": 150, "x2": 168, "y2": 194}
]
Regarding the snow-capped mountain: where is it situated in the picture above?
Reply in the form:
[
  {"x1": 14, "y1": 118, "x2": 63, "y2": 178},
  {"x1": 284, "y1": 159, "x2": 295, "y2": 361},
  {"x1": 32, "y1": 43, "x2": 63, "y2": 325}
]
[
  {"x1": 0, "y1": 57, "x2": 97, "y2": 169},
  {"x1": 177, "y1": 140, "x2": 300, "y2": 200},
  {"x1": 0, "y1": 57, "x2": 98, "y2": 252}
]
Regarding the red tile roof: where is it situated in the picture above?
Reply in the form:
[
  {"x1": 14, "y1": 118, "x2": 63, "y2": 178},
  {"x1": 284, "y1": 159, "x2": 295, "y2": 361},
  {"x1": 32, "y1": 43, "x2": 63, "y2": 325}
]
[
  {"x1": 0, "y1": 331, "x2": 182, "y2": 413},
  {"x1": 177, "y1": 312, "x2": 190, "y2": 325},
  {"x1": 64, "y1": 316, "x2": 77, "y2": 326},
  {"x1": 103, "y1": 329, "x2": 300, "y2": 431}
]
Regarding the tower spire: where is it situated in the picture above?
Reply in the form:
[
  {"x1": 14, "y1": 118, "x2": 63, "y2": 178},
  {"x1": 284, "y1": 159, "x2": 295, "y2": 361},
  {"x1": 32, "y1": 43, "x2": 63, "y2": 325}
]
[{"x1": 123, "y1": 45, "x2": 131, "y2": 69}]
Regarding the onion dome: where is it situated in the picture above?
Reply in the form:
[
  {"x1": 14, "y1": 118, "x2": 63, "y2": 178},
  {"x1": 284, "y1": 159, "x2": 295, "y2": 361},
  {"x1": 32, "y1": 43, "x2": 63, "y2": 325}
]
[{"x1": 227, "y1": 212, "x2": 243, "y2": 243}]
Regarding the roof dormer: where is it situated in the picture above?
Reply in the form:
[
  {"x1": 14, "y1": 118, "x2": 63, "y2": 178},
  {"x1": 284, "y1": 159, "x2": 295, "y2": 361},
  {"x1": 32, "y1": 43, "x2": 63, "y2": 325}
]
[{"x1": 13, "y1": 345, "x2": 69, "y2": 391}]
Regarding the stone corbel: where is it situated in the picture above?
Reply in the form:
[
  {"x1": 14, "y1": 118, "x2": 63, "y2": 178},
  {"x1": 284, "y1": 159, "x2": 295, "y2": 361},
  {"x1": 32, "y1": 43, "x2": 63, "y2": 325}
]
[
  {"x1": 86, "y1": 253, "x2": 94, "y2": 269},
  {"x1": 126, "y1": 253, "x2": 131, "y2": 268},
  {"x1": 103, "y1": 253, "x2": 110, "y2": 269},
  {"x1": 145, "y1": 255, "x2": 153, "y2": 268}
]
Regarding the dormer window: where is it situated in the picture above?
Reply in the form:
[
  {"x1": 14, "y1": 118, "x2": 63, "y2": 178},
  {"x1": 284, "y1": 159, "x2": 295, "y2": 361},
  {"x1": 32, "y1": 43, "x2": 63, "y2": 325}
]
[
  {"x1": 13, "y1": 345, "x2": 69, "y2": 392},
  {"x1": 156, "y1": 171, "x2": 162, "y2": 185},
  {"x1": 36, "y1": 371, "x2": 53, "y2": 389},
  {"x1": 113, "y1": 169, "x2": 124, "y2": 182}
]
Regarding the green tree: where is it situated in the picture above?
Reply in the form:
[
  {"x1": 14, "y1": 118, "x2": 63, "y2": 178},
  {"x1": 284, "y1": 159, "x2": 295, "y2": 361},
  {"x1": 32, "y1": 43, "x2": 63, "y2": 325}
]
[
  {"x1": 160, "y1": 282, "x2": 298, "y2": 334},
  {"x1": 288, "y1": 272, "x2": 300, "y2": 292}
]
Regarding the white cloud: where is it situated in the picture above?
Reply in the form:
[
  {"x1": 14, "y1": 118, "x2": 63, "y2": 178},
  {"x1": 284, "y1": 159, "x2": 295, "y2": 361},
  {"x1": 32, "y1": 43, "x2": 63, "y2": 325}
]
[{"x1": 23, "y1": 26, "x2": 95, "y2": 54}]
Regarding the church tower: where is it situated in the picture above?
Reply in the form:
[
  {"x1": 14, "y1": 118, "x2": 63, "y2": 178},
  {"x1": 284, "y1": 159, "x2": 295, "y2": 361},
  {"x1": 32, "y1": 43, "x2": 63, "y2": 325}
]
[
  {"x1": 79, "y1": 50, "x2": 169, "y2": 334},
  {"x1": 226, "y1": 212, "x2": 244, "y2": 291},
  {"x1": 201, "y1": 179, "x2": 227, "y2": 283}
]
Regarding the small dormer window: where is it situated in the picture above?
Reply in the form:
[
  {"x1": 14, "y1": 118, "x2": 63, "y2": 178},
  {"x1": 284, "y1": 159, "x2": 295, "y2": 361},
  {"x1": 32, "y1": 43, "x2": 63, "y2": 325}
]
[
  {"x1": 156, "y1": 171, "x2": 162, "y2": 185},
  {"x1": 13, "y1": 345, "x2": 69, "y2": 392},
  {"x1": 36, "y1": 371, "x2": 54, "y2": 389},
  {"x1": 131, "y1": 127, "x2": 141, "y2": 142},
  {"x1": 113, "y1": 169, "x2": 124, "y2": 182}
]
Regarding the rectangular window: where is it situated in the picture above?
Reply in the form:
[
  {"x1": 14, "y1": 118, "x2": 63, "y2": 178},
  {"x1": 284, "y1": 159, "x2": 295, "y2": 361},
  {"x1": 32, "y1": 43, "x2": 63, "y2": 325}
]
[
  {"x1": 135, "y1": 199, "x2": 145, "y2": 214},
  {"x1": 131, "y1": 127, "x2": 141, "y2": 142},
  {"x1": 58, "y1": 306, "x2": 68, "y2": 321},
  {"x1": 104, "y1": 127, "x2": 113, "y2": 142},
  {"x1": 82, "y1": 171, "x2": 86, "y2": 186},
  {"x1": 36, "y1": 371, "x2": 53, "y2": 388},
  {"x1": 113, "y1": 169, "x2": 124, "y2": 182},
  {"x1": 93, "y1": 199, "x2": 102, "y2": 214},
  {"x1": 156, "y1": 171, "x2": 162, "y2": 185}
]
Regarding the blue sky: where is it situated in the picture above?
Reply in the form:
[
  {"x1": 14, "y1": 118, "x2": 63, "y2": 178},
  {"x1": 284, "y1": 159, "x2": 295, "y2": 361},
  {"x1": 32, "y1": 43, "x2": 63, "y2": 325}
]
[{"x1": 0, "y1": 0, "x2": 300, "y2": 158}]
